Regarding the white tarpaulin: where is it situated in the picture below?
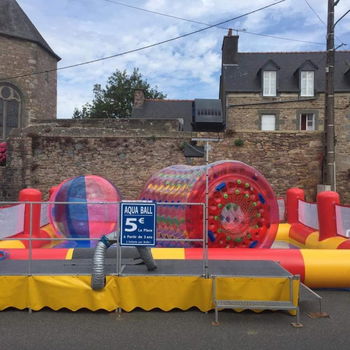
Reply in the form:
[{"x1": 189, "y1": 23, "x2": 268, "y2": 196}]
[
  {"x1": 336, "y1": 205, "x2": 350, "y2": 238},
  {"x1": 40, "y1": 202, "x2": 49, "y2": 226},
  {"x1": 298, "y1": 200, "x2": 319, "y2": 230},
  {"x1": 277, "y1": 198, "x2": 285, "y2": 222},
  {"x1": 0, "y1": 204, "x2": 25, "y2": 238}
]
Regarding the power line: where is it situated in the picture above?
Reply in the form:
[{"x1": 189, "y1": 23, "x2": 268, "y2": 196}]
[
  {"x1": 0, "y1": 0, "x2": 285, "y2": 81},
  {"x1": 101, "y1": 0, "x2": 222, "y2": 28},
  {"x1": 303, "y1": 0, "x2": 346, "y2": 46},
  {"x1": 334, "y1": 9, "x2": 350, "y2": 27},
  {"x1": 304, "y1": 0, "x2": 326, "y2": 26},
  {"x1": 101, "y1": 0, "x2": 324, "y2": 45}
]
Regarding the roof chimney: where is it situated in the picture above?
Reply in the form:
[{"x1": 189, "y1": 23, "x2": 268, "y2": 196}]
[
  {"x1": 133, "y1": 88, "x2": 145, "y2": 108},
  {"x1": 222, "y1": 29, "x2": 239, "y2": 65}
]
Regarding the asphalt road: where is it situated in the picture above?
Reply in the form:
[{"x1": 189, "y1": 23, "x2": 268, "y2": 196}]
[{"x1": 1, "y1": 288, "x2": 350, "y2": 350}]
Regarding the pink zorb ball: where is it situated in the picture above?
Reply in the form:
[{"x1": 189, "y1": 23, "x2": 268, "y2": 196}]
[{"x1": 49, "y1": 175, "x2": 121, "y2": 247}]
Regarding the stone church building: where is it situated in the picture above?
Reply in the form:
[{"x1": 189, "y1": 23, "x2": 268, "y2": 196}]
[{"x1": 0, "y1": 0, "x2": 60, "y2": 140}]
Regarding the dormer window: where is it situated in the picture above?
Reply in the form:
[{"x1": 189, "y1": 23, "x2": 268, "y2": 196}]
[
  {"x1": 300, "y1": 71, "x2": 314, "y2": 96},
  {"x1": 296, "y1": 60, "x2": 317, "y2": 97},
  {"x1": 260, "y1": 60, "x2": 279, "y2": 97},
  {"x1": 263, "y1": 71, "x2": 277, "y2": 96}
]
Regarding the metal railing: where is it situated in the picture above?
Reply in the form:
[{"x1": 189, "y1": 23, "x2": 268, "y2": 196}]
[{"x1": 0, "y1": 201, "x2": 208, "y2": 276}]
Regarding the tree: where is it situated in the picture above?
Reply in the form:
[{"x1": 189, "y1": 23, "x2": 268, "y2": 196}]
[{"x1": 73, "y1": 68, "x2": 166, "y2": 119}]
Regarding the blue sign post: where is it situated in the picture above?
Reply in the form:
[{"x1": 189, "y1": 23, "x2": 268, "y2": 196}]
[{"x1": 120, "y1": 201, "x2": 157, "y2": 246}]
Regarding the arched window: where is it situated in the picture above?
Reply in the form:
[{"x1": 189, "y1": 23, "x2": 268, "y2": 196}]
[{"x1": 0, "y1": 84, "x2": 21, "y2": 140}]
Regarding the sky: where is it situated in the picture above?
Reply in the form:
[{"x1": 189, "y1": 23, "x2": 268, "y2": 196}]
[{"x1": 16, "y1": 0, "x2": 350, "y2": 119}]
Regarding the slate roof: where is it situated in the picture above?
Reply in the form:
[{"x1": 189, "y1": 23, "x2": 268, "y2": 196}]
[
  {"x1": 0, "y1": 0, "x2": 60, "y2": 60},
  {"x1": 222, "y1": 51, "x2": 350, "y2": 93},
  {"x1": 131, "y1": 99, "x2": 193, "y2": 131}
]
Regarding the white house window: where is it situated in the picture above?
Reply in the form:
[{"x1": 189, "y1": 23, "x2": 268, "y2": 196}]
[
  {"x1": 300, "y1": 113, "x2": 315, "y2": 130},
  {"x1": 300, "y1": 71, "x2": 314, "y2": 97},
  {"x1": 261, "y1": 114, "x2": 276, "y2": 130},
  {"x1": 263, "y1": 71, "x2": 277, "y2": 96},
  {"x1": 0, "y1": 85, "x2": 21, "y2": 140}
]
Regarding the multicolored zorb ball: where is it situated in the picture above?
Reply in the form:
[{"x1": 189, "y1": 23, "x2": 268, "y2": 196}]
[
  {"x1": 140, "y1": 160, "x2": 279, "y2": 248},
  {"x1": 49, "y1": 175, "x2": 121, "y2": 247}
]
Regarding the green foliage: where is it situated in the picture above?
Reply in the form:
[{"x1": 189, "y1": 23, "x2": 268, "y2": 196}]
[
  {"x1": 234, "y1": 138, "x2": 244, "y2": 147},
  {"x1": 73, "y1": 68, "x2": 166, "y2": 119},
  {"x1": 178, "y1": 141, "x2": 187, "y2": 150}
]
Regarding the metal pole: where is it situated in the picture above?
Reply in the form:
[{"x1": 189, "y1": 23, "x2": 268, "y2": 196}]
[
  {"x1": 28, "y1": 202, "x2": 32, "y2": 276},
  {"x1": 191, "y1": 137, "x2": 221, "y2": 278},
  {"x1": 324, "y1": 0, "x2": 336, "y2": 190},
  {"x1": 204, "y1": 141, "x2": 209, "y2": 278},
  {"x1": 117, "y1": 204, "x2": 121, "y2": 276},
  {"x1": 201, "y1": 203, "x2": 206, "y2": 276}
]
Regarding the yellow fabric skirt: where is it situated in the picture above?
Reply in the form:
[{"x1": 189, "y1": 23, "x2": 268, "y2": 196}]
[{"x1": 0, "y1": 275, "x2": 299, "y2": 314}]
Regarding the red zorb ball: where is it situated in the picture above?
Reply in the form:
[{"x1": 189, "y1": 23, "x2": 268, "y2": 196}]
[{"x1": 140, "y1": 161, "x2": 279, "y2": 248}]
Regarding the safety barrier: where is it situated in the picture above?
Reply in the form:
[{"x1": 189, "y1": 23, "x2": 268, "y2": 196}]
[
  {"x1": 0, "y1": 197, "x2": 207, "y2": 276},
  {"x1": 3, "y1": 194, "x2": 350, "y2": 288}
]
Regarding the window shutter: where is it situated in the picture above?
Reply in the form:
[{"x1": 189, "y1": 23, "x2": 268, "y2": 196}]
[{"x1": 261, "y1": 114, "x2": 276, "y2": 130}]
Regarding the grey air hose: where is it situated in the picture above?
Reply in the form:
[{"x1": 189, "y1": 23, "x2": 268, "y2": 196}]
[{"x1": 91, "y1": 232, "x2": 157, "y2": 290}]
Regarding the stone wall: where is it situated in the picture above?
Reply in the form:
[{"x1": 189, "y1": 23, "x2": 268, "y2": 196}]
[
  {"x1": 0, "y1": 119, "x2": 187, "y2": 201},
  {"x1": 0, "y1": 36, "x2": 57, "y2": 126},
  {"x1": 0, "y1": 168, "x2": 4, "y2": 195},
  {"x1": 214, "y1": 130, "x2": 325, "y2": 202},
  {"x1": 0, "y1": 135, "x2": 28, "y2": 201},
  {"x1": 0, "y1": 119, "x2": 336, "y2": 204}
]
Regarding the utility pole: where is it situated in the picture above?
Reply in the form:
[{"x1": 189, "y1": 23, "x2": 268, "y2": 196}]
[
  {"x1": 323, "y1": 1, "x2": 350, "y2": 191},
  {"x1": 323, "y1": 0, "x2": 336, "y2": 191}
]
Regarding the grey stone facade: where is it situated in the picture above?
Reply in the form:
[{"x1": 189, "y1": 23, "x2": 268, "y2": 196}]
[
  {"x1": 0, "y1": 0, "x2": 59, "y2": 141},
  {"x1": 0, "y1": 36, "x2": 58, "y2": 131}
]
